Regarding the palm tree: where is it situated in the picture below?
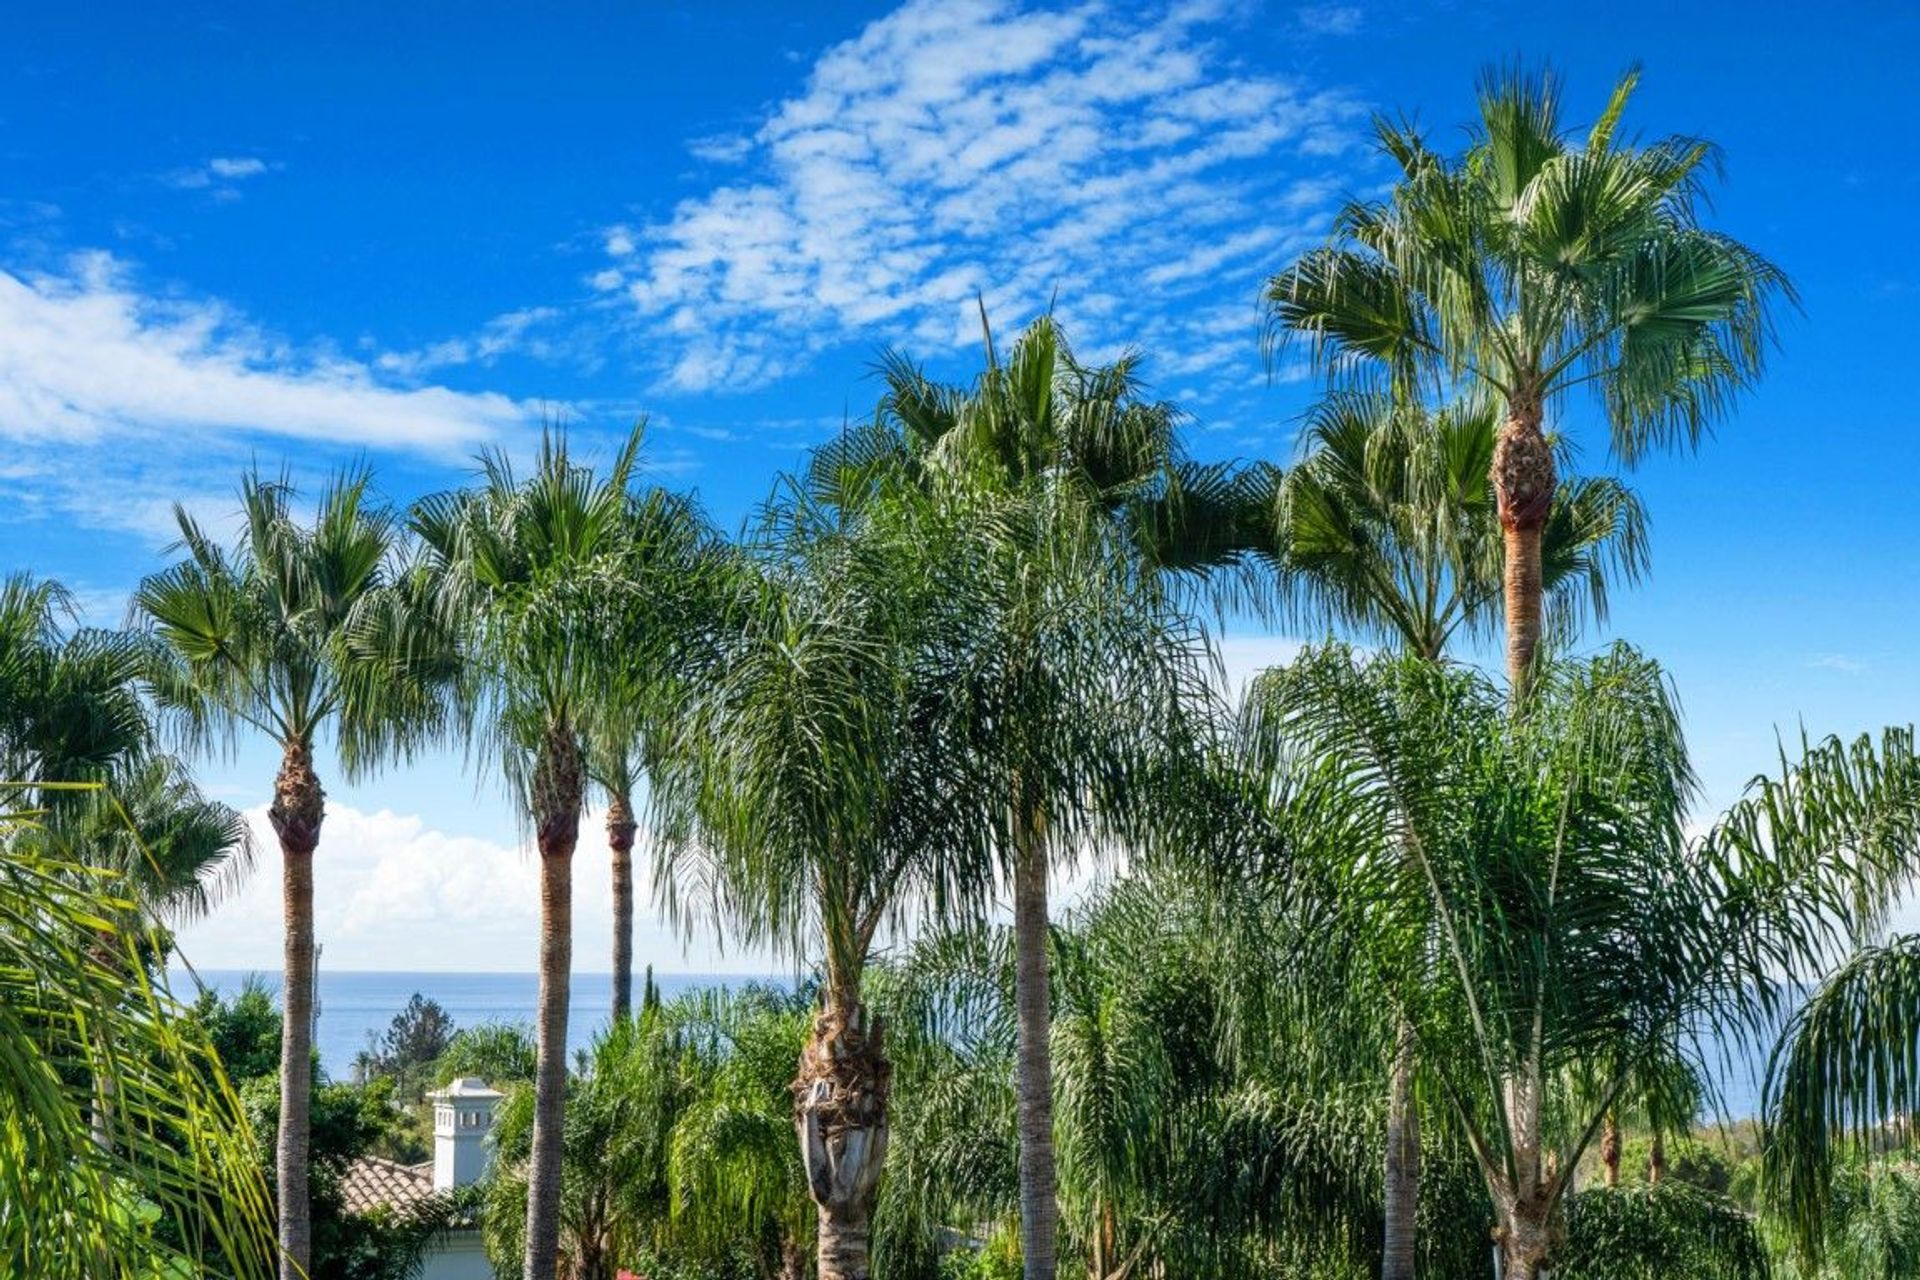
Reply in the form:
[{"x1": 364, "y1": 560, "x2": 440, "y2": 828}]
[
  {"x1": 668, "y1": 985, "x2": 818, "y2": 1280},
  {"x1": 1265, "y1": 66, "x2": 1791, "y2": 698},
  {"x1": 481, "y1": 981, "x2": 694, "y2": 1280},
  {"x1": 414, "y1": 428, "x2": 718, "y2": 1280},
  {"x1": 663, "y1": 464, "x2": 998, "y2": 1279},
  {"x1": 0, "y1": 574, "x2": 150, "y2": 789},
  {"x1": 1237, "y1": 644, "x2": 1920, "y2": 1278},
  {"x1": 0, "y1": 787, "x2": 276, "y2": 1280},
  {"x1": 1250, "y1": 389, "x2": 1646, "y2": 1277},
  {"x1": 865, "y1": 316, "x2": 1223, "y2": 1280},
  {"x1": 588, "y1": 496, "x2": 725, "y2": 1029},
  {"x1": 134, "y1": 471, "x2": 445, "y2": 1280},
  {"x1": 589, "y1": 735, "x2": 643, "y2": 1024}
]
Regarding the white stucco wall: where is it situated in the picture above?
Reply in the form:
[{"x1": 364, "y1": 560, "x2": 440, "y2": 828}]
[{"x1": 418, "y1": 1229, "x2": 497, "y2": 1280}]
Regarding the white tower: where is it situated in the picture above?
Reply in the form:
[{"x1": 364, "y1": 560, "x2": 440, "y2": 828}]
[{"x1": 428, "y1": 1077, "x2": 503, "y2": 1191}]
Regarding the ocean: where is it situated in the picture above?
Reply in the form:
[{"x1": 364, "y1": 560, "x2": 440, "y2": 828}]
[
  {"x1": 170, "y1": 967, "x2": 1772, "y2": 1119},
  {"x1": 172, "y1": 968, "x2": 784, "y2": 1079}
]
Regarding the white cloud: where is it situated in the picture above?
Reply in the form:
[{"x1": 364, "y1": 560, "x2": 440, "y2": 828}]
[
  {"x1": 163, "y1": 156, "x2": 276, "y2": 200},
  {"x1": 1809, "y1": 653, "x2": 1869, "y2": 674},
  {"x1": 686, "y1": 133, "x2": 753, "y2": 164},
  {"x1": 375, "y1": 306, "x2": 563, "y2": 377},
  {"x1": 0, "y1": 253, "x2": 530, "y2": 453},
  {"x1": 1296, "y1": 4, "x2": 1362, "y2": 36},
  {"x1": 207, "y1": 156, "x2": 270, "y2": 179},
  {"x1": 601, "y1": 0, "x2": 1361, "y2": 392},
  {"x1": 171, "y1": 803, "x2": 761, "y2": 974}
]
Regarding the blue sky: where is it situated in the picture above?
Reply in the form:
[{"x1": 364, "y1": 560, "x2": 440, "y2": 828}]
[{"x1": 5, "y1": 0, "x2": 1916, "y2": 971}]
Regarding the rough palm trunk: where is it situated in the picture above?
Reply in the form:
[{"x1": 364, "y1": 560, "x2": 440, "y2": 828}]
[
  {"x1": 1013, "y1": 796, "x2": 1058, "y2": 1280},
  {"x1": 1601, "y1": 1112, "x2": 1621, "y2": 1188},
  {"x1": 269, "y1": 739, "x2": 324, "y2": 1280},
  {"x1": 523, "y1": 725, "x2": 582, "y2": 1280},
  {"x1": 1648, "y1": 1130, "x2": 1666, "y2": 1186},
  {"x1": 1493, "y1": 391, "x2": 1555, "y2": 702},
  {"x1": 1382, "y1": 1016, "x2": 1420, "y2": 1280},
  {"x1": 607, "y1": 790, "x2": 637, "y2": 1024},
  {"x1": 796, "y1": 989, "x2": 890, "y2": 1280},
  {"x1": 1492, "y1": 1065, "x2": 1557, "y2": 1280}
]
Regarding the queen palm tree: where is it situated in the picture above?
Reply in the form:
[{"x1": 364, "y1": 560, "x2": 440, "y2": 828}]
[
  {"x1": 1238, "y1": 643, "x2": 1920, "y2": 1278},
  {"x1": 414, "y1": 427, "x2": 719, "y2": 1280},
  {"x1": 134, "y1": 471, "x2": 446, "y2": 1280},
  {"x1": 0, "y1": 787, "x2": 276, "y2": 1280},
  {"x1": 1265, "y1": 66, "x2": 1792, "y2": 699},
  {"x1": 866, "y1": 317, "x2": 1224, "y2": 1280},
  {"x1": 663, "y1": 462, "x2": 998, "y2": 1279},
  {"x1": 1254, "y1": 388, "x2": 1646, "y2": 1278}
]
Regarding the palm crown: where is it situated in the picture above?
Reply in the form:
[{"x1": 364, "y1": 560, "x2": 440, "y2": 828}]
[{"x1": 1266, "y1": 390, "x2": 1648, "y2": 660}]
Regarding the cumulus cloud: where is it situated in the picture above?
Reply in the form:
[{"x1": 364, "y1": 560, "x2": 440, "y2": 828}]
[
  {"x1": 0, "y1": 253, "x2": 530, "y2": 453},
  {"x1": 599, "y1": 0, "x2": 1361, "y2": 392},
  {"x1": 171, "y1": 803, "x2": 759, "y2": 973}
]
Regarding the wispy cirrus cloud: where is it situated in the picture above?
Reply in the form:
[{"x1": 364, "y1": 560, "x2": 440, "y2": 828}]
[
  {"x1": 597, "y1": 0, "x2": 1363, "y2": 394},
  {"x1": 375, "y1": 306, "x2": 565, "y2": 378}
]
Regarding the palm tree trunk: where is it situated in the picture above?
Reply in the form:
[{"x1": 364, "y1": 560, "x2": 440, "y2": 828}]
[
  {"x1": 524, "y1": 725, "x2": 582, "y2": 1280},
  {"x1": 1493, "y1": 392, "x2": 1555, "y2": 702},
  {"x1": 269, "y1": 739, "x2": 324, "y2": 1280},
  {"x1": 1602, "y1": 1111, "x2": 1621, "y2": 1188},
  {"x1": 1648, "y1": 1130, "x2": 1666, "y2": 1186},
  {"x1": 1493, "y1": 1064, "x2": 1555, "y2": 1280},
  {"x1": 1382, "y1": 1016, "x2": 1420, "y2": 1280},
  {"x1": 607, "y1": 791, "x2": 637, "y2": 1024},
  {"x1": 1013, "y1": 795, "x2": 1058, "y2": 1280},
  {"x1": 796, "y1": 986, "x2": 889, "y2": 1280}
]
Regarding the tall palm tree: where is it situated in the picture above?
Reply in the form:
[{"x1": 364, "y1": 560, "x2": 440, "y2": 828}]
[
  {"x1": 414, "y1": 428, "x2": 718, "y2": 1280},
  {"x1": 1265, "y1": 66, "x2": 1791, "y2": 698},
  {"x1": 1238, "y1": 644, "x2": 1920, "y2": 1279},
  {"x1": 1254, "y1": 389, "x2": 1646, "y2": 1278},
  {"x1": 866, "y1": 317, "x2": 1223, "y2": 1280},
  {"x1": 589, "y1": 734, "x2": 643, "y2": 1024},
  {"x1": 134, "y1": 472, "x2": 446, "y2": 1280},
  {"x1": 664, "y1": 464, "x2": 998, "y2": 1280}
]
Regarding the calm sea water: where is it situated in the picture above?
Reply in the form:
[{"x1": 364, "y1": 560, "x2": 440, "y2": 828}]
[
  {"x1": 171, "y1": 969, "x2": 782, "y2": 1079},
  {"x1": 170, "y1": 968, "x2": 1772, "y2": 1118}
]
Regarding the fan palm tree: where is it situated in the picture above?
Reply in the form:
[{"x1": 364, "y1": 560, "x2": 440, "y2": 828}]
[
  {"x1": 589, "y1": 735, "x2": 643, "y2": 1024},
  {"x1": 865, "y1": 316, "x2": 1223, "y2": 1280},
  {"x1": 414, "y1": 427, "x2": 719, "y2": 1280},
  {"x1": 663, "y1": 465, "x2": 999, "y2": 1280},
  {"x1": 1250, "y1": 388, "x2": 1646, "y2": 1277},
  {"x1": 1265, "y1": 66, "x2": 1791, "y2": 698},
  {"x1": 134, "y1": 471, "x2": 446, "y2": 1280},
  {"x1": 1238, "y1": 643, "x2": 1920, "y2": 1278}
]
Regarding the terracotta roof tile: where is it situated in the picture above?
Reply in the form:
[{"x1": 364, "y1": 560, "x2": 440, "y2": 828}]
[{"x1": 341, "y1": 1156, "x2": 435, "y2": 1215}]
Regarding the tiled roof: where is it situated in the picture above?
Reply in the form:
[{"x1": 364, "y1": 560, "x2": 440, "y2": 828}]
[{"x1": 341, "y1": 1156, "x2": 435, "y2": 1215}]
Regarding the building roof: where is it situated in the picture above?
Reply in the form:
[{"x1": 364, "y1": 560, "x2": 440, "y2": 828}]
[
  {"x1": 428, "y1": 1076, "x2": 504, "y2": 1102},
  {"x1": 341, "y1": 1156, "x2": 435, "y2": 1215}
]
